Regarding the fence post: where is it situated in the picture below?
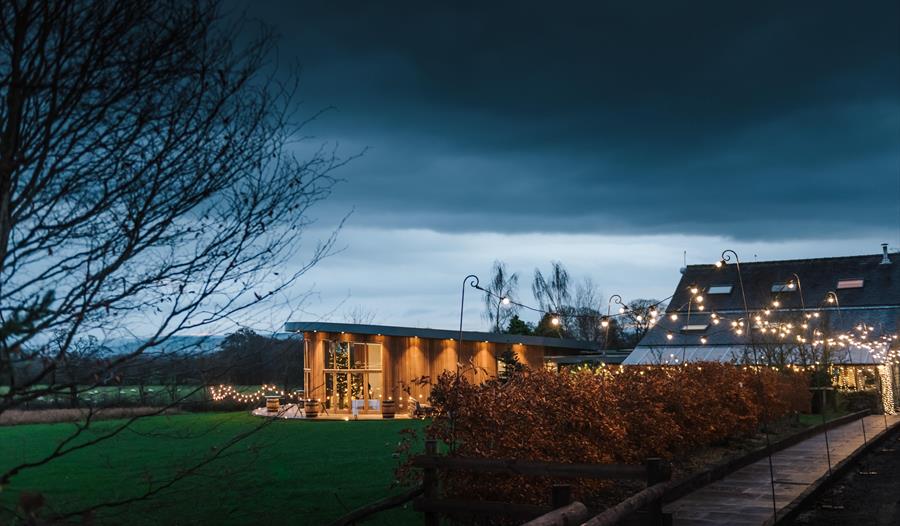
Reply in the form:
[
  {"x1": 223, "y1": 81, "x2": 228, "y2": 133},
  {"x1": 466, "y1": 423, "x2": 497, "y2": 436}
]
[
  {"x1": 645, "y1": 458, "x2": 671, "y2": 526},
  {"x1": 551, "y1": 484, "x2": 572, "y2": 509},
  {"x1": 423, "y1": 439, "x2": 439, "y2": 526}
]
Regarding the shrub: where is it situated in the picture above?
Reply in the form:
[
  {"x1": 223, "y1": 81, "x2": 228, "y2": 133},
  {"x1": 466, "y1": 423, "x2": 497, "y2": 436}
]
[{"x1": 420, "y1": 363, "x2": 809, "y2": 506}]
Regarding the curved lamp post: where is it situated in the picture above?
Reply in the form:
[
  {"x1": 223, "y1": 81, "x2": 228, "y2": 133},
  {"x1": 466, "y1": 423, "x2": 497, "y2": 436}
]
[
  {"x1": 790, "y1": 274, "x2": 833, "y2": 475},
  {"x1": 458, "y1": 274, "x2": 480, "y2": 377},
  {"x1": 718, "y1": 249, "x2": 778, "y2": 520},
  {"x1": 604, "y1": 294, "x2": 623, "y2": 350}
]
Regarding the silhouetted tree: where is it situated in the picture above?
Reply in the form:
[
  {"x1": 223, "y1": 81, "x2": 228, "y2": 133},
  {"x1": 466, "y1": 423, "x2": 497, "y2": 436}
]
[
  {"x1": 621, "y1": 299, "x2": 667, "y2": 347},
  {"x1": 0, "y1": 0, "x2": 346, "y2": 517},
  {"x1": 531, "y1": 262, "x2": 571, "y2": 315},
  {"x1": 506, "y1": 315, "x2": 532, "y2": 335},
  {"x1": 496, "y1": 347, "x2": 524, "y2": 382},
  {"x1": 482, "y1": 260, "x2": 520, "y2": 332}
]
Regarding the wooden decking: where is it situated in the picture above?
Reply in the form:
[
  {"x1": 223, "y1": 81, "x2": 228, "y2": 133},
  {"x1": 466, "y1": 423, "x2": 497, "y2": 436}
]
[
  {"x1": 251, "y1": 404, "x2": 411, "y2": 420},
  {"x1": 665, "y1": 414, "x2": 900, "y2": 525}
]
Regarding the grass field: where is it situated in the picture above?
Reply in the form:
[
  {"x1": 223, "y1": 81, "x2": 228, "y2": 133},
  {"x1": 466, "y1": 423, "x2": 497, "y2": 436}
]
[
  {"x1": 2, "y1": 385, "x2": 239, "y2": 406},
  {"x1": 0, "y1": 412, "x2": 426, "y2": 525}
]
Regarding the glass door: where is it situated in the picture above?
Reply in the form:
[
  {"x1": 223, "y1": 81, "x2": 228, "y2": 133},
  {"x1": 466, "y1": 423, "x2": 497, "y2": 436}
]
[{"x1": 323, "y1": 341, "x2": 382, "y2": 414}]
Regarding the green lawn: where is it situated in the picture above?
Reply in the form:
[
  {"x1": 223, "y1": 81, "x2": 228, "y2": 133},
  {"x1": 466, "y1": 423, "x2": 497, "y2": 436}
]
[
  {"x1": 3, "y1": 385, "x2": 248, "y2": 405},
  {"x1": 0, "y1": 412, "x2": 426, "y2": 525}
]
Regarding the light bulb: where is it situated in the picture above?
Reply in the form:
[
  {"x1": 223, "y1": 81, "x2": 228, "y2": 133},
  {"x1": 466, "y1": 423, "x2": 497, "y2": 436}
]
[
  {"x1": 551, "y1": 316, "x2": 560, "y2": 326},
  {"x1": 670, "y1": 313, "x2": 678, "y2": 321},
  {"x1": 501, "y1": 297, "x2": 511, "y2": 305}
]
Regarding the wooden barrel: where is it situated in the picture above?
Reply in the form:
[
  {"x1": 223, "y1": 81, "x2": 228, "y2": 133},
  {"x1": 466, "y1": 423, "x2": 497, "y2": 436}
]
[
  {"x1": 265, "y1": 396, "x2": 280, "y2": 412},
  {"x1": 304, "y1": 399, "x2": 319, "y2": 418},
  {"x1": 381, "y1": 399, "x2": 396, "y2": 419}
]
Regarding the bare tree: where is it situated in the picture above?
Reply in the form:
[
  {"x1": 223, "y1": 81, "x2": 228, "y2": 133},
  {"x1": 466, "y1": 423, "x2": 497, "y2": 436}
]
[
  {"x1": 343, "y1": 305, "x2": 377, "y2": 325},
  {"x1": 482, "y1": 260, "x2": 519, "y2": 332},
  {"x1": 531, "y1": 261, "x2": 570, "y2": 315},
  {"x1": 568, "y1": 277, "x2": 604, "y2": 342},
  {"x1": 622, "y1": 298, "x2": 667, "y2": 346},
  {"x1": 0, "y1": 0, "x2": 348, "y2": 515}
]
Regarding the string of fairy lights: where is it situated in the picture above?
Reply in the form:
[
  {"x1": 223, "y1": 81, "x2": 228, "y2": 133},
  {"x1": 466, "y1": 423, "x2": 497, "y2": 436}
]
[
  {"x1": 209, "y1": 250, "x2": 899, "y2": 407},
  {"x1": 208, "y1": 384, "x2": 299, "y2": 403},
  {"x1": 479, "y1": 272, "x2": 898, "y2": 367},
  {"x1": 208, "y1": 382, "x2": 428, "y2": 408}
]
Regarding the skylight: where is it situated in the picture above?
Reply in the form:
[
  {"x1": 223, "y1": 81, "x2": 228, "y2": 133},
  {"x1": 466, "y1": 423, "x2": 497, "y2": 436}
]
[
  {"x1": 836, "y1": 279, "x2": 864, "y2": 289},
  {"x1": 771, "y1": 282, "x2": 795, "y2": 292},
  {"x1": 707, "y1": 285, "x2": 732, "y2": 294},
  {"x1": 681, "y1": 324, "x2": 709, "y2": 332}
]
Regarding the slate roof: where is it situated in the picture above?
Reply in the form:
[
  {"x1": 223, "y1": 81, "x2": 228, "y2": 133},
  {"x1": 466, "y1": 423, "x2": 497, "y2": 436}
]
[
  {"x1": 667, "y1": 252, "x2": 899, "y2": 313},
  {"x1": 630, "y1": 250, "x2": 900, "y2": 365}
]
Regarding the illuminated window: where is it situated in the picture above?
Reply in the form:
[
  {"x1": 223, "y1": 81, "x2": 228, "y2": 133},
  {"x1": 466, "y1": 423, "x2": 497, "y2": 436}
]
[
  {"x1": 681, "y1": 324, "x2": 709, "y2": 332},
  {"x1": 707, "y1": 285, "x2": 732, "y2": 294},
  {"x1": 323, "y1": 340, "x2": 383, "y2": 413},
  {"x1": 836, "y1": 279, "x2": 864, "y2": 289}
]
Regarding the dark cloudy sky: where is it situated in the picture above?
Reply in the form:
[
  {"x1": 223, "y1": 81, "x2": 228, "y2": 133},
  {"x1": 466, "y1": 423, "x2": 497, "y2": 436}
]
[{"x1": 228, "y1": 1, "x2": 900, "y2": 333}]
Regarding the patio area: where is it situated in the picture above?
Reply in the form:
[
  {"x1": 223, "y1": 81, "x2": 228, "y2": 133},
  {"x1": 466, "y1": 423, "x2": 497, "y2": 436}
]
[{"x1": 251, "y1": 403, "x2": 412, "y2": 420}]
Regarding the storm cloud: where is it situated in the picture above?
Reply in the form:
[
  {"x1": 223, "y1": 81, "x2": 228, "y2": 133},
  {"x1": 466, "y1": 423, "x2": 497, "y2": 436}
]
[
  {"x1": 219, "y1": 1, "x2": 900, "y2": 330},
  {"x1": 239, "y1": 0, "x2": 899, "y2": 239}
]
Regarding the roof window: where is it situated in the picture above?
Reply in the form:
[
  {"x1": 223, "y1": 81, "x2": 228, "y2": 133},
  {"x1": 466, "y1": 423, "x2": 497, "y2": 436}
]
[
  {"x1": 771, "y1": 282, "x2": 796, "y2": 292},
  {"x1": 836, "y1": 279, "x2": 864, "y2": 289},
  {"x1": 681, "y1": 324, "x2": 709, "y2": 332},
  {"x1": 707, "y1": 285, "x2": 732, "y2": 294}
]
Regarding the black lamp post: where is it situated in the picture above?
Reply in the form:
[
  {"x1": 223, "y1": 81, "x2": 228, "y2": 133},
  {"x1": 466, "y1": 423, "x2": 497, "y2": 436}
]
[{"x1": 719, "y1": 249, "x2": 778, "y2": 520}]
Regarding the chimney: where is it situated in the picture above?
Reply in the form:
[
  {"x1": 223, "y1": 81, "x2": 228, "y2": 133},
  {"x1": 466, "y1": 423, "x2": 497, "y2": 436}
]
[{"x1": 881, "y1": 243, "x2": 891, "y2": 265}]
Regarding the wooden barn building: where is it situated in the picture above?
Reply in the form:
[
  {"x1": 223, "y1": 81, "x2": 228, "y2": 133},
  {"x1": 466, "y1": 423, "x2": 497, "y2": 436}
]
[{"x1": 283, "y1": 321, "x2": 610, "y2": 415}]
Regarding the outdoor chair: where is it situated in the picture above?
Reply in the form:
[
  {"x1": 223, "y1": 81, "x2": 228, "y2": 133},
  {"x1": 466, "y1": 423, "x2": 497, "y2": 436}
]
[{"x1": 410, "y1": 399, "x2": 434, "y2": 419}]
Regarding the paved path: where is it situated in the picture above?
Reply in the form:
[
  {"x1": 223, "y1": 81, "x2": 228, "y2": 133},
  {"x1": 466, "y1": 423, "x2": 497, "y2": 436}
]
[{"x1": 664, "y1": 414, "x2": 900, "y2": 526}]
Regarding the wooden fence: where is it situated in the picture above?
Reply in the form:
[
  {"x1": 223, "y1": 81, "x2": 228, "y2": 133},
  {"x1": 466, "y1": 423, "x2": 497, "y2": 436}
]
[{"x1": 411, "y1": 439, "x2": 672, "y2": 526}]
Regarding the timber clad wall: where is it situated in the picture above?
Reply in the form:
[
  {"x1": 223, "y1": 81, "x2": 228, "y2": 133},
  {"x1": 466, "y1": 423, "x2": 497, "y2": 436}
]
[{"x1": 304, "y1": 331, "x2": 546, "y2": 403}]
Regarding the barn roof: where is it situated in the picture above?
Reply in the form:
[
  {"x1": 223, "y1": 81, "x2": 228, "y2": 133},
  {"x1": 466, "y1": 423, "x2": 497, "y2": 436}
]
[
  {"x1": 284, "y1": 321, "x2": 599, "y2": 352},
  {"x1": 629, "y1": 248, "x2": 900, "y2": 365}
]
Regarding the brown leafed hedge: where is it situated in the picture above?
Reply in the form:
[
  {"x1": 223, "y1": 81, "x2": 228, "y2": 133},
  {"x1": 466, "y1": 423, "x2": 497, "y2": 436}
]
[{"x1": 420, "y1": 363, "x2": 810, "y2": 505}]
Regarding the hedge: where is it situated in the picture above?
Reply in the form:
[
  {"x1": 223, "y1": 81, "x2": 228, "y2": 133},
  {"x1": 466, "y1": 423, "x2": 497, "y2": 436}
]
[{"x1": 420, "y1": 363, "x2": 810, "y2": 506}]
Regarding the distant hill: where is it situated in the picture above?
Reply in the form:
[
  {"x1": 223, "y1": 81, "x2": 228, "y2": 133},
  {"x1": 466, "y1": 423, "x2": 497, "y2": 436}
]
[{"x1": 101, "y1": 333, "x2": 298, "y2": 356}]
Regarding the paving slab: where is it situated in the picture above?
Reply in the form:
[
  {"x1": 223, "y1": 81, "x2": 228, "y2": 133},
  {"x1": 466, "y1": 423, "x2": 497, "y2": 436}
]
[{"x1": 664, "y1": 415, "x2": 900, "y2": 526}]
